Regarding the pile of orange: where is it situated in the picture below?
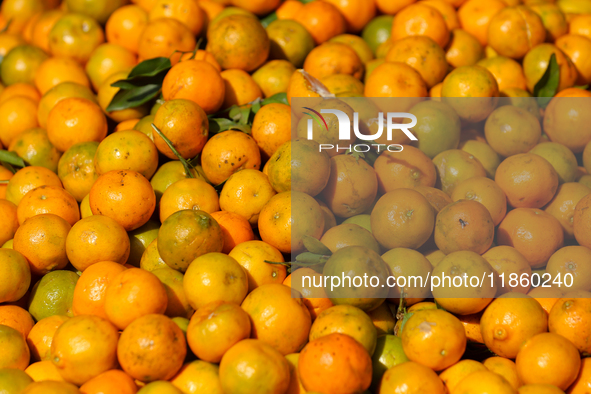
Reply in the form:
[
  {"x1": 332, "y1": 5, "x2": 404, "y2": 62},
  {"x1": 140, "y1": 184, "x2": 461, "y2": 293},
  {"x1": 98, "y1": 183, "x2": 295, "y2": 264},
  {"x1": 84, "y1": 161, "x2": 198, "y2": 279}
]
[{"x1": 1, "y1": 0, "x2": 591, "y2": 393}]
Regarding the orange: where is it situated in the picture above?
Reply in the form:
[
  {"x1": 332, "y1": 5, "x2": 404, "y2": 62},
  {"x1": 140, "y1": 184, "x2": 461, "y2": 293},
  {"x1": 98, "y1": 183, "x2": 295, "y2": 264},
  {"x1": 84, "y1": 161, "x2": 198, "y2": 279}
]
[
  {"x1": 523, "y1": 44, "x2": 577, "y2": 93},
  {"x1": 0, "y1": 324, "x2": 30, "y2": 370},
  {"x1": 89, "y1": 170, "x2": 156, "y2": 231},
  {"x1": 0, "y1": 44, "x2": 48, "y2": 86},
  {"x1": 549, "y1": 297, "x2": 591, "y2": 354},
  {"x1": 0, "y1": 96, "x2": 39, "y2": 148},
  {"x1": 293, "y1": 1, "x2": 346, "y2": 45},
  {"x1": 251, "y1": 59, "x2": 296, "y2": 97},
  {"x1": 434, "y1": 199, "x2": 494, "y2": 254},
  {"x1": 48, "y1": 14, "x2": 105, "y2": 64},
  {"x1": 20, "y1": 381, "x2": 80, "y2": 394},
  {"x1": 374, "y1": 145, "x2": 436, "y2": 193},
  {"x1": 170, "y1": 360, "x2": 223, "y2": 394},
  {"x1": 219, "y1": 169, "x2": 276, "y2": 225},
  {"x1": 79, "y1": 369, "x2": 138, "y2": 394},
  {"x1": 321, "y1": 153, "x2": 378, "y2": 218},
  {"x1": 414, "y1": 185, "x2": 453, "y2": 214},
  {"x1": 547, "y1": 246, "x2": 591, "y2": 292},
  {"x1": 137, "y1": 18, "x2": 195, "y2": 65},
  {"x1": 454, "y1": 371, "x2": 517, "y2": 394},
  {"x1": 433, "y1": 149, "x2": 488, "y2": 195},
  {"x1": 220, "y1": 69, "x2": 263, "y2": 108},
  {"x1": 17, "y1": 185, "x2": 80, "y2": 226},
  {"x1": 151, "y1": 267, "x2": 193, "y2": 318},
  {"x1": 0, "y1": 0, "x2": 44, "y2": 34},
  {"x1": 392, "y1": 3, "x2": 450, "y2": 48},
  {"x1": 30, "y1": 11, "x2": 65, "y2": 53},
  {"x1": 9, "y1": 128, "x2": 61, "y2": 173},
  {"x1": 26, "y1": 315, "x2": 69, "y2": 362},
  {"x1": 531, "y1": 3, "x2": 569, "y2": 42},
  {"x1": 139, "y1": 239, "x2": 168, "y2": 272},
  {"x1": 309, "y1": 304, "x2": 377, "y2": 355},
  {"x1": 117, "y1": 314, "x2": 186, "y2": 382},
  {"x1": 13, "y1": 214, "x2": 71, "y2": 275},
  {"x1": 149, "y1": 0, "x2": 205, "y2": 36},
  {"x1": 370, "y1": 188, "x2": 434, "y2": 250},
  {"x1": 0, "y1": 33, "x2": 25, "y2": 64},
  {"x1": 284, "y1": 268, "x2": 333, "y2": 321},
  {"x1": 186, "y1": 301, "x2": 250, "y2": 363},
  {"x1": 304, "y1": 43, "x2": 363, "y2": 82},
  {"x1": 401, "y1": 309, "x2": 466, "y2": 371},
  {"x1": 328, "y1": 34, "x2": 374, "y2": 64},
  {"x1": 71, "y1": 261, "x2": 127, "y2": 319},
  {"x1": 569, "y1": 357, "x2": 591, "y2": 394},
  {"x1": 85, "y1": 43, "x2": 137, "y2": 91},
  {"x1": 544, "y1": 96, "x2": 591, "y2": 153},
  {"x1": 104, "y1": 268, "x2": 167, "y2": 330},
  {"x1": 481, "y1": 293, "x2": 548, "y2": 358},
  {"x1": 161, "y1": 59, "x2": 225, "y2": 115},
  {"x1": 531, "y1": 141, "x2": 579, "y2": 184},
  {"x1": 441, "y1": 65, "x2": 499, "y2": 122},
  {"x1": 321, "y1": 223, "x2": 380, "y2": 254},
  {"x1": 105, "y1": 5, "x2": 148, "y2": 54},
  {"x1": 209, "y1": 211, "x2": 254, "y2": 254},
  {"x1": 446, "y1": 28, "x2": 484, "y2": 69},
  {"x1": 483, "y1": 246, "x2": 532, "y2": 295},
  {"x1": 201, "y1": 130, "x2": 261, "y2": 185},
  {"x1": 488, "y1": 6, "x2": 546, "y2": 59},
  {"x1": 115, "y1": 118, "x2": 140, "y2": 132},
  {"x1": 251, "y1": 103, "x2": 291, "y2": 160},
  {"x1": 34, "y1": 57, "x2": 90, "y2": 96},
  {"x1": 159, "y1": 177, "x2": 218, "y2": 222},
  {"x1": 94, "y1": 130, "x2": 159, "y2": 179},
  {"x1": 5, "y1": 166, "x2": 62, "y2": 206},
  {"x1": 495, "y1": 153, "x2": 559, "y2": 209},
  {"x1": 545, "y1": 182, "x2": 591, "y2": 239},
  {"x1": 440, "y1": 360, "x2": 487, "y2": 393},
  {"x1": 485, "y1": 105, "x2": 541, "y2": 157},
  {"x1": 276, "y1": 0, "x2": 303, "y2": 19},
  {"x1": 97, "y1": 71, "x2": 150, "y2": 123},
  {"x1": 157, "y1": 209, "x2": 223, "y2": 271},
  {"x1": 569, "y1": 13, "x2": 591, "y2": 40},
  {"x1": 46, "y1": 97, "x2": 108, "y2": 153},
  {"x1": 451, "y1": 176, "x2": 507, "y2": 225},
  {"x1": 386, "y1": 36, "x2": 448, "y2": 89},
  {"x1": 0, "y1": 200, "x2": 18, "y2": 247},
  {"x1": 50, "y1": 315, "x2": 119, "y2": 386},
  {"x1": 37, "y1": 81, "x2": 97, "y2": 129},
  {"x1": 527, "y1": 286, "x2": 563, "y2": 315},
  {"x1": 220, "y1": 339, "x2": 290, "y2": 394},
  {"x1": 0, "y1": 249, "x2": 30, "y2": 304},
  {"x1": 230, "y1": 0, "x2": 280, "y2": 15},
  {"x1": 266, "y1": 19, "x2": 315, "y2": 68},
  {"x1": 556, "y1": 34, "x2": 591, "y2": 86},
  {"x1": 0, "y1": 82, "x2": 41, "y2": 104},
  {"x1": 0, "y1": 305, "x2": 34, "y2": 339},
  {"x1": 25, "y1": 360, "x2": 65, "y2": 382},
  {"x1": 206, "y1": 15, "x2": 269, "y2": 71},
  {"x1": 380, "y1": 361, "x2": 445, "y2": 394},
  {"x1": 320, "y1": 73, "x2": 364, "y2": 96},
  {"x1": 483, "y1": 357, "x2": 522, "y2": 391},
  {"x1": 322, "y1": 0, "x2": 375, "y2": 33},
  {"x1": 458, "y1": 0, "x2": 506, "y2": 46},
  {"x1": 266, "y1": 140, "x2": 291, "y2": 193},
  {"x1": 228, "y1": 240, "x2": 286, "y2": 293},
  {"x1": 65, "y1": 215, "x2": 130, "y2": 271},
  {"x1": 286, "y1": 69, "x2": 331, "y2": 110},
  {"x1": 573, "y1": 193, "x2": 591, "y2": 249},
  {"x1": 516, "y1": 332, "x2": 581, "y2": 390},
  {"x1": 298, "y1": 333, "x2": 371, "y2": 394},
  {"x1": 57, "y1": 141, "x2": 99, "y2": 203}
]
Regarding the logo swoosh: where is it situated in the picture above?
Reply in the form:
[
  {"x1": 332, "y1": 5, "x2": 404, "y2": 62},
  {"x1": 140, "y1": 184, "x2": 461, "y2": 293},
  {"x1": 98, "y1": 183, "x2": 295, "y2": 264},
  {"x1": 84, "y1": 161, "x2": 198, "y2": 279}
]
[{"x1": 303, "y1": 107, "x2": 329, "y2": 131}]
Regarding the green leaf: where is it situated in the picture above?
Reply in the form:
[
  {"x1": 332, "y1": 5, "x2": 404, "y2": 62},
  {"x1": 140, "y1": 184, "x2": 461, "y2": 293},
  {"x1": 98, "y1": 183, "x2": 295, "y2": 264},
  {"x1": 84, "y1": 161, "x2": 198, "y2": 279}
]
[
  {"x1": 302, "y1": 236, "x2": 332, "y2": 255},
  {"x1": 574, "y1": 85, "x2": 590, "y2": 90},
  {"x1": 261, "y1": 92, "x2": 288, "y2": 106},
  {"x1": 260, "y1": 12, "x2": 278, "y2": 28},
  {"x1": 533, "y1": 53, "x2": 560, "y2": 108},
  {"x1": 106, "y1": 84, "x2": 162, "y2": 112},
  {"x1": 0, "y1": 150, "x2": 26, "y2": 168},
  {"x1": 295, "y1": 252, "x2": 330, "y2": 265},
  {"x1": 127, "y1": 57, "x2": 172, "y2": 79},
  {"x1": 209, "y1": 118, "x2": 252, "y2": 134}
]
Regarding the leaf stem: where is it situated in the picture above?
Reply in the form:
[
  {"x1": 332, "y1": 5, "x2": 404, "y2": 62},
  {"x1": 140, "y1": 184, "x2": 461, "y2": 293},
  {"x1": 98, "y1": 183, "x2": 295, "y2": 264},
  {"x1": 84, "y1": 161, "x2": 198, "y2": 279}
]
[{"x1": 151, "y1": 123, "x2": 195, "y2": 179}]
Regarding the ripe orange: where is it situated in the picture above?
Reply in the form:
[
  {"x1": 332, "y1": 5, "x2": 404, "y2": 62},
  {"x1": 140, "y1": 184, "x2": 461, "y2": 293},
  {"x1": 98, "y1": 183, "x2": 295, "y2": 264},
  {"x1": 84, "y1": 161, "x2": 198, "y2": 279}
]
[
  {"x1": 33, "y1": 57, "x2": 90, "y2": 96},
  {"x1": 380, "y1": 361, "x2": 445, "y2": 394},
  {"x1": 26, "y1": 315, "x2": 69, "y2": 362},
  {"x1": 220, "y1": 69, "x2": 263, "y2": 108},
  {"x1": 487, "y1": 5, "x2": 546, "y2": 59},
  {"x1": 433, "y1": 149, "x2": 487, "y2": 195},
  {"x1": 523, "y1": 44, "x2": 577, "y2": 93},
  {"x1": 17, "y1": 185, "x2": 80, "y2": 226},
  {"x1": 105, "y1": 5, "x2": 148, "y2": 54},
  {"x1": 79, "y1": 369, "x2": 138, "y2": 394},
  {"x1": 0, "y1": 96, "x2": 39, "y2": 148},
  {"x1": 0, "y1": 324, "x2": 30, "y2": 370},
  {"x1": 250, "y1": 103, "x2": 291, "y2": 160},
  {"x1": 6, "y1": 166, "x2": 62, "y2": 206},
  {"x1": 209, "y1": 211, "x2": 254, "y2": 254},
  {"x1": 374, "y1": 145, "x2": 437, "y2": 193},
  {"x1": 549, "y1": 297, "x2": 591, "y2": 354},
  {"x1": 137, "y1": 18, "x2": 195, "y2": 65},
  {"x1": 293, "y1": 1, "x2": 346, "y2": 45},
  {"x1": 303, "y1": 42, "x2": 363, "y2": 81},
  {"x1": 57, "y1": 141, "x2": 99, "y2": 203},
  {"x1": 159, "y1": 177, "x2": 219, "y2": 222},
  {"x1": 440, "y1": 360, "x2": 487, "y2": 393},
  {"x1": 48, "y1": 14, "x2": 105, "y2": 64},
  {"x1": 0, "y1": 200, "x2": 18, "y2": 247},
  {"x1": 392, "y1": 3, "x2": 450, "y2": 48},
  {"x1": 483, "y1": 246, "x2": 532, "y2": 295}
]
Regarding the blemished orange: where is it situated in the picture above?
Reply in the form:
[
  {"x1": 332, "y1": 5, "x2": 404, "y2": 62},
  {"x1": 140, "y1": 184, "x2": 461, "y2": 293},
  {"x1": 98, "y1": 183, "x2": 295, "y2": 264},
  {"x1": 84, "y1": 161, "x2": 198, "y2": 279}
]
[
  {"x1": 373, "y1": 145, "x2": 437, "y2": 193},
  {"x1": 209, "y1": 211, "x2": 254, "y2": 254},
  {"x1": 495, "y1": 153, "x2": 559, "y2": 209},
  {"x1": 241, "y1": 283, "x2": 311, "y2": 355},
  {"x1": 303, "y1": 42, "x2": 364, "y2": 81},
  {"x1": 137, "y1": 18, "x2": 195, "y2": 65},
  {"x1": 458, "y1": 0, "x2": 506, "y2": 46},
  {"x1": 149, "y1": 0, "x2": 205, "y2": 36},
  {"x1": 206, "y1": 14, "x2": 270, "y2": 71},
  {"x1": 16, "y1": 185, "x2": 80, "y2": 226},
  {"x1": 219, "y1": 168, "x2": 276, "y2": 226},
  {"x1": 549, "y1": 297, "x2": 591, "y2": 354},
  {"x1": 117, "y1": 314, "x2": 187, "y2": 382},
  {"x1": 26, "y1": 315, "x2": 70, "y2": 362},
  {"x1": 50, "y1": 315, "x2": 119, "y2": 386},
  {"x1": 220, "y1": 69, "x2": 263, "y2": 108},
  {"x1": 5, "y1": 166, "x2": 62, "y2": 206},
  {"x1": 201, "y1": 130, "x2": 261, "y2": 185},
  {"x1": 159, "y1": 177, "x2": 219, "y2": 222},
  {"x1": 161, "y1": 59, "x2": 225, "y2": 115},
  {"x1": 0, "y1": 305, "x2": 34, "y2": 339},
  {"x1": 79, "y1": 369, "x2": 138, "y2": 394},
  {"x1": 105, "y1": 5, "x2": 148, "y2": 54},
  {"x1": 33, "y1": 57, "x2": 91, "y2": 95},
  {"x1": 94, "y1": 130, "x2": 159, "y2": 179},
  {"x1": 104, "y1": 268, "x2": 168, "y2": 330},
  {"x1": 298, "y1": 333, "x2": 372, "y2": 393},
  {"x1": 65, "y1": 215, "x2": 130, "y2": 271},
  {"x1": 485, "y1": 105, "x2": 541, "y2": 157},
  {"x1": 72, "y1": 261, "x2": 127, "y2": 319},
  {"x1": 498, "y1": 208, "x2": 564, "y2": 268},
  {"x1": 0, "y1": 96, "x2": 39, "y2": 148},
  {"x1": 391, "y1": 2, "x2": 450, "y2": 48},
  {"x1": 57, "y1": 141, "x2": 99, "y2": 203},
  {"x1": 8, "y1": 128, "x2": 61, "y2": 173},
  {"x1": 220, "y1": 339, "x2": 290, "y2": 394},
  {"x1": 516, "y1": 332, "x2": 581, "y2": 390},
  {"x1": 228, "y1": 240, "x2": 286, "y2": 293},
  {"x1": 89, "y1": 170, "x2": 156, "y2": 231},
  {"x1": 186, "y1": 301, "x2": 251, "y2": 363},
  {"x1": 13, "y1": 214, "x2": 71, "y2": 276},
  {"x1": 451, "y1": 176, "x2": 507, "y2": 226},
  {"x1": 152, "y1": 98, "x2": 209, "y2": 159},
  {"x1": 46, "y1": 97, "x2": 108, "y2": 153},
  {"x1": 293, "y1": 1, "x2": 346, "y2": 45},
  {"x1": 251, "y1": 103, "x2": 291, "y2": 160}
]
